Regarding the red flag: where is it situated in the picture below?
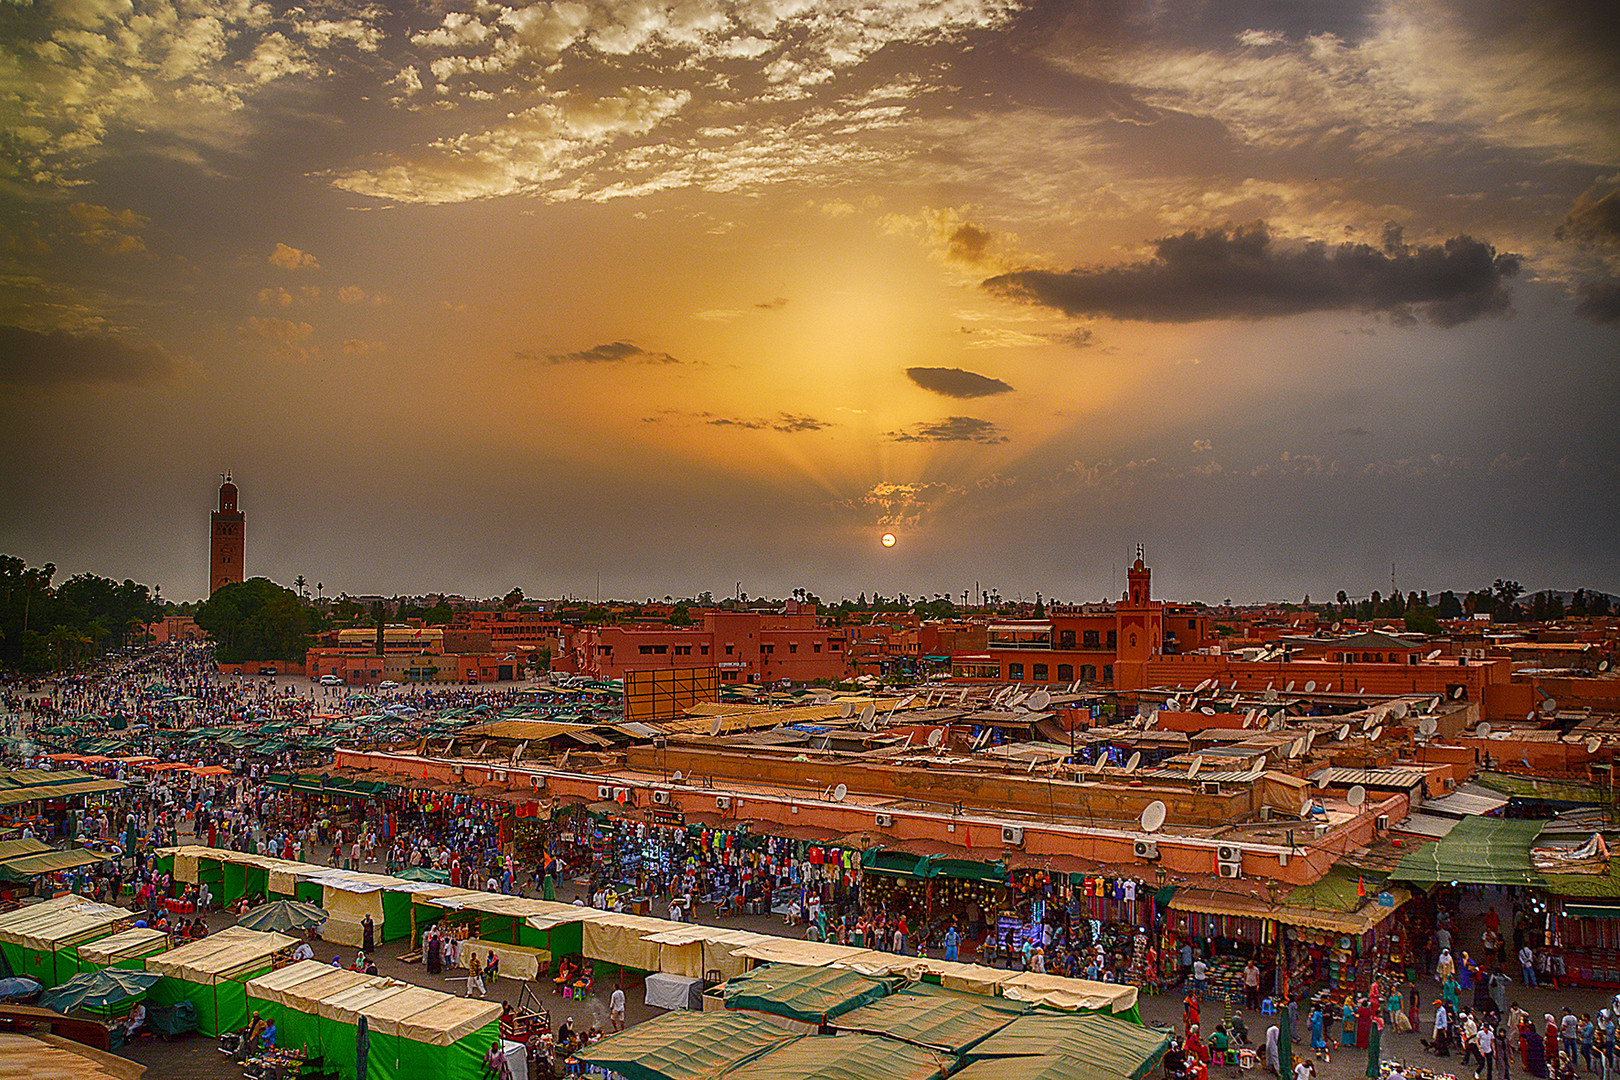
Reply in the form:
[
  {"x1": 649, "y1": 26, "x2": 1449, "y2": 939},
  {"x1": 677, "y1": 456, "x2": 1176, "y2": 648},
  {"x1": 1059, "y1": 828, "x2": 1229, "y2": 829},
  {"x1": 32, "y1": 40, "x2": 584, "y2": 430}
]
[{"x1": 1357, "y1": 875, "x2": 1366, "y2": 897}]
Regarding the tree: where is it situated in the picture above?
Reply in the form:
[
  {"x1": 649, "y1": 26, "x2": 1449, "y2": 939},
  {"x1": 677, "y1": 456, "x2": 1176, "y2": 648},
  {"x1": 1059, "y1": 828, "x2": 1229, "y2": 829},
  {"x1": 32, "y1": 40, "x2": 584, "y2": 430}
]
[
  {"x1": 669, "y1": 604, "x2": 692, "y2": 626},
  {"x1": 294, "y1": 575, "x2": 307, "y2": 597},
  {"x1": 1436, "y1": 591, "x2": 1463, "y2": 619},
  {"x1": 503, "y1": 587, "x2": 524, "y2": 609},
  {"x1": 194, "y1": 578, "x2": 312, "y2": 663}
]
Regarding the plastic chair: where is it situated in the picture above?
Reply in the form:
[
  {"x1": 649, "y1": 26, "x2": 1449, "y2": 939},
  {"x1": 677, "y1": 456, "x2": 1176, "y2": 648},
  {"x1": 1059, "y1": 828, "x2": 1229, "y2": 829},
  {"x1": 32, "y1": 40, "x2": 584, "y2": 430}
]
[{"x1": 1261, "y1": 998, "x2": 1275, "y2": 1015}]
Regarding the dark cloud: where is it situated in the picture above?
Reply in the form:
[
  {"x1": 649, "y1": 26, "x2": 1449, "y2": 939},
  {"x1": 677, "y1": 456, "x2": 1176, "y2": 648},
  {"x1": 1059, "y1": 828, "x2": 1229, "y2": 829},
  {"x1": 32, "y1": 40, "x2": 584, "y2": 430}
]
[
  {"x1": 754, "y1": 297, "x2": 789, "y2": 310},
  {"x1": 707, "y1": 412, "x2": 828, "y2": 433},
  {"x1": 983, "y1": 223, "x2": 1521, "y2": 328},
  {"x1": 905, "y1": 366, "x2": 1014, "y2": 398},
  {"x1": 1556, "y1": 186, "x2": 1620, "y2": 247},
  {"x1": 1575, "y1": 279, "x2": 1620, "y2": 325},
  {"x1": 888, "y1": 416, "x2": 1008, "y2": 443},
  {"x1": 1050, "y1": 327, "x2": 1094, "y2": 348},
  {"x1": 0, "y1": 325, "x2": 176, "y2": 386},
  {"x1": 948, "y1": 223, "x2": 992, "y2": 265},
  {"x1": 533, "y1": 341, "x2": 681, "y2": 364}
]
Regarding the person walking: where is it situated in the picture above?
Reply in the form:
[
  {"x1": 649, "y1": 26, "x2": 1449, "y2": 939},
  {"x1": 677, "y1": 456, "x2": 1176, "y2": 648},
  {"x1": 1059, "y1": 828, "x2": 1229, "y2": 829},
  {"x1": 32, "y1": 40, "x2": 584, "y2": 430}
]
[
  {"x1": 1481, "y1": 1021, "x2": 1496, "y2": 1080},
  {"x1": 361, "y1": 913, "x2": 374, "y2": 955},
  {"x1": 609, "y1": 984, "x2": 626, "y2": 1033},
  {"x1": 1520, "y1": 945, "x2": 1538, "y2": 988},
  {"x1": 1246, "y1": 959, "x2": 1262, "y2": 1011}
]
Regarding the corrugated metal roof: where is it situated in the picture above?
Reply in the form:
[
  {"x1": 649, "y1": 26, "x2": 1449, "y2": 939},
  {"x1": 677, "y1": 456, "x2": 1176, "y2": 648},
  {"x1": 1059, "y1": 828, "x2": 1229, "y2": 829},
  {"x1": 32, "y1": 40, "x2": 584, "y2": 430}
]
[
  {"x1": 1395, "y1": 813, "x2": 1461, "y2": 839},
  {"x1": 1312, "y1": 767, "x2": 1428, "y2": 789},
  {"x1": 1422, "y1": 785, "x2": 1510, "y2": 819}
]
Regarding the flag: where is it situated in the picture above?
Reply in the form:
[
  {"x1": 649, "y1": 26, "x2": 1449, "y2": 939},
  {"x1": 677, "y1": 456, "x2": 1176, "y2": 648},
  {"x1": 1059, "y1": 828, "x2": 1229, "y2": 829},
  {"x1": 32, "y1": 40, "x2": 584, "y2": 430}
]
[{"x1": 1357, "y1": 875, "x2": 1366, "y2": 897}]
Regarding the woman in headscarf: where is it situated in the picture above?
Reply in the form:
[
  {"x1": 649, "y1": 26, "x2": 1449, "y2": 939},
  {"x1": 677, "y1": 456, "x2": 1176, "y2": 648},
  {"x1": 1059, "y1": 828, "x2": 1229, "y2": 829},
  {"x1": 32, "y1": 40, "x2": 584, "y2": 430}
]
[
  {"x1": 1357, "y1": 995, "x2": 1373, "y2": 1049},
  {"x1": 1310, "y1": 1004, "x2": 1329, "y2": 1062},
  {"x1": 425, "y1": 927, "x2": 442, "y2": 975},
  {"x1": 1459, "y1": 951, "x2": 1475, "y2": 991},
  {"x1": 1526, "y1": 1016, "x2": 1548, "y2": 1079},
  {"x1": 1437, "y1": 947, "x2": 1457, "y2": 982},
  {"x1": 1547, "y1": 1016, "x2": 1561, "y2": 1078},
  {"x1": 1342, "y1": 998, "x2": 1357, "y2": 1047}
]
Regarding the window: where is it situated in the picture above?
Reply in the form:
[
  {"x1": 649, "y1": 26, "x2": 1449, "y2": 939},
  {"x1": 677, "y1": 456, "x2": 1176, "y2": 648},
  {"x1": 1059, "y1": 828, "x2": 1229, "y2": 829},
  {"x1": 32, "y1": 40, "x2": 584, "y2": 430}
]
[
  {"x1": 725, "y1": 644, "x2": 734, "y2": 655},
  {"x1": 1057, "y1": 663, "x2": 1074, "y2": 680},
  {"x1": 638, "y1": 644, "x2": 668, "y2": 655},
  {"x1": 762, "y1": 644, "x2": 774, "y2": 654},
  {"x1": 830, "y1": 643, "x2": 840, "y2": 651},
  {"x1": 674, "y1": 645, "x2": 692, "y2": 655},
  {"x1": 1082, "y1": 630, "x2": 1100, "y2": 648},
  {"x1": 788, "y1": 643, "x2": 798, "y2": 653},
  {"x1": 1080, "y1": 664, "x2": 1097, "y2": 681},
  {"x1": 1102, "y1": 664, "x2": 1114, "y2": 684},
  {"x1": 1033, "y1": 663, "x2": 1049, "y2": 681},
  {"x1": 1008, "y1": 663, "x2": 1024, "y2": 680},
  {"x1": 700, "y1": 645, "x2": 710, "y2": 655},
  {"x1": 813, "y1": 644, "x2": 822, "y2": 653},
  {"x1": 1106, "y1": 630, "x2": 1117, "y2": 649},
  {"x1": 1058, "y1": 630, "x2": 1075, "y2": 649}
]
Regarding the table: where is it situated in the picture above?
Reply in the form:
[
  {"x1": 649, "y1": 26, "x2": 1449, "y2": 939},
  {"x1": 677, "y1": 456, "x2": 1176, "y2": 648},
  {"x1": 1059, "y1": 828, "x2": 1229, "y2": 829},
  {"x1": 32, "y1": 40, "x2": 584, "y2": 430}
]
[
  {"x1": 644, "y1": 972, "x2": 703, "y2": 1011},
  {"x1": 463, "y1": 938, "x2": 551, "y2": 981}
]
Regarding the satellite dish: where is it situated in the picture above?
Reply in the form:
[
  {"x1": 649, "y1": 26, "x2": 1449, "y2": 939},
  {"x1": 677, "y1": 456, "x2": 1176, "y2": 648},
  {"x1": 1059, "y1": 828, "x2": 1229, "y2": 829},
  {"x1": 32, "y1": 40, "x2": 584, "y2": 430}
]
[
  {"x1": 860, "y1": 704, "x2": 876, "y2": 726},
  {"x1": 1286, "y1": 681, "x2": 1296, "y2": 692},
  {"x1": 1369, "y1": 726, "x2": 1383, "y2": 741},
  {"x1": 1200, "y1": 706, "x2": 1216, "y2": 715},
  {"x1": 926, "y1": 728, "x2": 943, "y2": 748},
  {"x1": 1347, "y1": 785, "x2": 1367, "y2": 808},
  {"x1": 833, "y1": 783, "x2": 848, "y2": 802},
  {"x1": 1363, "y1": 715, "x2": 1376, "y2": 732},
  {"x1": 1587, "y1": 738, "x2": 1601, "y2": 754},
  {"x1": 898, "y1": 695, "x2": 917, "y2": 710},
  {"x1": 840, "y1": 703, "x2": 853, "y2": 718},
  {"x1": 1526, "y1": 712, "x2": 1537, "y2": 722},
  {"x1": 1337, "y1": 724, "x2": 1351, "y2": 741},
  {"x1": 1541, "y1": 698, "x2": 1558, "y2": 714},
  {"x1": 1418, "y1": 718, "x2": 1438, "y2": 736},
  {"x1": 672, "y1": 771, "x2": 684, "y2": 782},
  {"x1": 1188, "y1": 755, "x2": 1203, "y2": 778},
  {"x1": 1126, "y1": 751, "x2": 1142, "y2": 772},
  {"x1": 1332, "y1": 622, "x2": 1342, "y2": 632},
  {"x1": 1301, "y1": 798, "x2": 1317, "y2": 817},
  {"x1": 1451, "y1": 686, "x2": 1464, "y2": 699},
  {"x1": 1009, "y1": 691, "x2": 1029, "y2": 709},
  {"x1": 1197, "y1": 678, "x2": 1213, "y2": 693},
  {"x1": 1601, "y1": 660, "x2": 1611, "y2": 672},
  {"x1": 1304, "y1": 680, "x2": 1317, "y2": 693},
  {"x1": 709, "y1": 717, "x2": 724, "y2": 737},
  {"x1": 1028, "y1": 690, "x2": 1051, "y2": 711},
  {"x1": 1245, "y1": 709, "x2": 1258, "y2": 725},
  {"x1": 1141, "y1": 801, "x2": 1167, "y2": 833},
  {"x1": 1477, "y1": 722, "x2": 1492, "y2": 738},
  {"x1": 1426, "y1": 649, "x2": 1443, "y2": 661},
  {"x1": 1287, "y1": 736, "x2": 1304, "y2": 758},
  {"x1": 1092, "y1": 758, "x2": 1107, "y2": 775},
  {"x1": 1393, "y1": 701, "x2": 1409, "y2": 720}
]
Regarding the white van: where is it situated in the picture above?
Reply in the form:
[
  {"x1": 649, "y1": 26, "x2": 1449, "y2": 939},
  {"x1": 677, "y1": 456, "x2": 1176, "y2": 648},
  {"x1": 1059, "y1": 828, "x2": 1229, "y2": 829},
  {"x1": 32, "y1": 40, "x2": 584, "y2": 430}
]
[{"x1": 319, "y1": 674, "x2": 343, "y2": 686}]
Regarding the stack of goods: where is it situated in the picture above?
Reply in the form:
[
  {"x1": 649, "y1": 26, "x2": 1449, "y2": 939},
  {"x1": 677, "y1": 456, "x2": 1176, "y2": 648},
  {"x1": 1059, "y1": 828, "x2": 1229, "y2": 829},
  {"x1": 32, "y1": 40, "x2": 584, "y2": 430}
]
[
  {"x1": 1379, "y1": 1061, "x2": 1455, "y2": 1080},
  {"x1": 1203, "y1": 957, "x2": 1248, "y2": 1004},
  {"x1": 243, "y1": 1046, "x2": 306, "y2": 1080}
]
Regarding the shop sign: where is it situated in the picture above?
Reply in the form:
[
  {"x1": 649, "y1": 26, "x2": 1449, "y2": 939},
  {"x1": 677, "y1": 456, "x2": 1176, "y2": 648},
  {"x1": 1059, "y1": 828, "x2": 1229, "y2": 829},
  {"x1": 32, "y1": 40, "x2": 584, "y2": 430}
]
[
  {"x1": 559, "y1": 831, "x2": 576, "y2": 843},
  {"x1": 1377, "y1": 891, "x2": 1395, "y2": 907}
]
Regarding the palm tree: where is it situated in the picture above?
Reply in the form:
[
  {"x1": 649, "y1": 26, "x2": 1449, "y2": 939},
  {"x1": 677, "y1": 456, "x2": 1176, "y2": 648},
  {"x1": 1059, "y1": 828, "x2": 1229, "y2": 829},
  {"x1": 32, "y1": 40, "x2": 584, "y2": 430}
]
[{"x1": 295, "y1": 575, "x2": 307, "y2": 597}]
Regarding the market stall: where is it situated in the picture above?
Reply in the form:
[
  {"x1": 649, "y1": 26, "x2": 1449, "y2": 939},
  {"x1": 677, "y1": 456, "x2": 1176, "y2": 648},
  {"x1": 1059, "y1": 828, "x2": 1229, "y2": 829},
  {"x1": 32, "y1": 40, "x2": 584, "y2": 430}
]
[
  {"x1": 573, "y1": 1008, "x2": 797, "y2": 1080},
  {"x1": 721, "y1": 963, "x2": 898, "y2": 1025},
  {"x1": 246, "y1": 959, "x2": 376, "y2": 1057},
  {"x1": 146, "y1": 926, "x2": 296, "y2": 1036},
  {"x1": 358, "y1": 989, "x2": 501, "y2": 1080},
  {"x1": 0, "y1": 896, "x2": 129, "y2": 988},
  {"x1": 76, "y1": 926, "x2": 170, "y2": 971}
]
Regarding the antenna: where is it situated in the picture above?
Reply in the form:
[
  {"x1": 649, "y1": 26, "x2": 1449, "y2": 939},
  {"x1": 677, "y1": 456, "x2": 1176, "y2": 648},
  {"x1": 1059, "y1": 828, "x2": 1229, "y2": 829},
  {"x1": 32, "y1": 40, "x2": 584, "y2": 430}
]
[
  {"x1": 1347, "y1": 785, "x2": 1367, "y2": 808},
  {"x1": 833, "y1": 783, "x2": 848, "y2": 802},
  {"x1": 1141, "y1": 801, "x2": 1167, "y2": 833}
]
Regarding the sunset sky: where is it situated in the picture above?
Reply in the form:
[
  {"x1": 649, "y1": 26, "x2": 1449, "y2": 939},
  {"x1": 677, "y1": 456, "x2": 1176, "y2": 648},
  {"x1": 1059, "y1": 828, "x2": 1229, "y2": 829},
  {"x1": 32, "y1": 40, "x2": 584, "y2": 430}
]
[{"x1": 2, "y1": 0, "x2": 1617, "y2": 604}]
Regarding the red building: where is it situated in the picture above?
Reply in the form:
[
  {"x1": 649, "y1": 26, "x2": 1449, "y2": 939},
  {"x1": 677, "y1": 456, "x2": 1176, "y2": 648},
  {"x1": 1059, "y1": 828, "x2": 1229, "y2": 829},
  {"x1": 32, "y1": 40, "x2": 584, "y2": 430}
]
[
  {"x1": 952, "y1": 553, "x2": 1216, "y2": 686},
  {"x1": 570, "y1": 604, "x2": 850, "y2": 685},
  {"x1": 209, "y1": 474, "x2": 244, "y2": 594}
]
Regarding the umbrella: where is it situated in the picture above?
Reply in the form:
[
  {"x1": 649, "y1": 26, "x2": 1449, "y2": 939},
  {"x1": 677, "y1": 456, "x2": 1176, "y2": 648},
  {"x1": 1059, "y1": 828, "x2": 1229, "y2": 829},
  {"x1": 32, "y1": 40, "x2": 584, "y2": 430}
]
[
  {"x1": 39, "y1": 969, "x2": 160, "y2": 1013},
  {"x1": 1367, "y1": 1018, "x2": 1381, "y2": 1078},
  {"x1": 1279, "y1": 999, "x2": 1294, "y2": 1080},
  {"x1": 237, "y1": 899, "x2": 328, "y2": 934}
]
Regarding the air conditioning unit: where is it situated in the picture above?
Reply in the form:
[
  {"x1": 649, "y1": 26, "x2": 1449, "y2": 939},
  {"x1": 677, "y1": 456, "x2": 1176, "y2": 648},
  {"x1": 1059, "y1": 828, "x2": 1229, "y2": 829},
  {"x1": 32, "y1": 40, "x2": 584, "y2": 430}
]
[
  {"x1": 1201, "y1": 781, "x2": 1221, "y2": 796},
  {"x1": 1217, "y1": 843, "x2": 1241, "y2": 862},
  {"x1": 1134, "y1": 839, "x2": 1159, "y2": 860},
  {"x1": 1259, "y1": 806, "x2": 1272, "y2": 822},
  {"x1": 530, "y1": 776, "x2": 546, "y2": 790},
  {"x1": 1001, "y1": 825, "x2": 1025, "y2": 847},
  {"x1": 1313, "y1": 822, "x2": 1330, "y2": 838},
  {"x1": 597, "y1": 784, "x2": 612, "y2": 800},
  {"x1": 1376, "y1": 814, "x2": 1390, "y2": 832},
  {"x1": 651, "y1": 790, "x2": 671, "y2": 805},
  {"x1": 493, "y1": 770, "x2": 507, "y2": 783},
  {"x1": 613, "y1": 787, "x2": 630, "y2": 803},
  {"x1": 715, "y1": 796, "x2": 732, "y2": 810},
  {"x1": 451, "y1": 764, "x2": 464, "y2": 778},
  {"x1": 874, "y1": 812, "x2": 895, "y2": 828},
  {"x1": 1218, "y1": 861, "x2": 1242, "y2": 879},
  {"x1": 1277, "y1": 851, "x2": 1289, "y2": 867}
]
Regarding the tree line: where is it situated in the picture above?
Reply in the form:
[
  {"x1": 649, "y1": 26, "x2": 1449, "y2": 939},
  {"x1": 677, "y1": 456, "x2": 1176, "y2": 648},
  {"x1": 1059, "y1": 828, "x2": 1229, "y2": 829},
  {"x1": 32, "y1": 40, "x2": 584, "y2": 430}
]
[{"x1": 0, "y1": 555, "x2": 162, "y2": 672}]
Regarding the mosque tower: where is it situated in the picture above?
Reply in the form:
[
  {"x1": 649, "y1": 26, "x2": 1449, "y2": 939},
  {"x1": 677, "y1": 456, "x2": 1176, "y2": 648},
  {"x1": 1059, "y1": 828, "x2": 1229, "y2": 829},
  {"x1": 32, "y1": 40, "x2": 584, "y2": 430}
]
[{"x1": 209, "y1": 473, "x2": 244, "y2": 593}]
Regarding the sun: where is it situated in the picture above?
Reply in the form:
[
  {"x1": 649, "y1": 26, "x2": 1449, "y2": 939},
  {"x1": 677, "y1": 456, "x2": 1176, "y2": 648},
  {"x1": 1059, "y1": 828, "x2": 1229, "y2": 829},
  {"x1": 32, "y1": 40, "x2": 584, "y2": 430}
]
[{"x1": 881, "y1": 533, "x2": 896, "y2": 547}]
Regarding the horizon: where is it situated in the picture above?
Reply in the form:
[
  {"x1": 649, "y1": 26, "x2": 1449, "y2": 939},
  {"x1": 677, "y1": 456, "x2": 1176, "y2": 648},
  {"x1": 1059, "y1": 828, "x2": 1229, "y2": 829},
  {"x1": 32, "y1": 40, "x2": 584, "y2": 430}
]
[{"x1": 3, "y1": 1, "x2": 1616, "y2": 603}]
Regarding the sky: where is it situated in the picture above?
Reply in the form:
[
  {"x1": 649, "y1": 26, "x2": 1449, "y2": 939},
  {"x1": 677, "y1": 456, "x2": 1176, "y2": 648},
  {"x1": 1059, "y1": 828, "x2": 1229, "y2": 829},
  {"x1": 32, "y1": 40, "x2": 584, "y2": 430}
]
[{"x1": 2, "y1": 0, "x2": 1618, "y2": 605}]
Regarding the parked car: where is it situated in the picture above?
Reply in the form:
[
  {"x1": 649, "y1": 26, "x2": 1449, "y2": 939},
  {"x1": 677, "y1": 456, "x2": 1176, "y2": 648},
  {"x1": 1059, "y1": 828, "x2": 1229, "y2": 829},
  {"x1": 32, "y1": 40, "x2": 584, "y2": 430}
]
[
  {"x1": 379, "y1": 680, "x2": 400, "y2": 690},
  {"x1": 319, "y1": 674, "x2": 343, "y2": 686}
]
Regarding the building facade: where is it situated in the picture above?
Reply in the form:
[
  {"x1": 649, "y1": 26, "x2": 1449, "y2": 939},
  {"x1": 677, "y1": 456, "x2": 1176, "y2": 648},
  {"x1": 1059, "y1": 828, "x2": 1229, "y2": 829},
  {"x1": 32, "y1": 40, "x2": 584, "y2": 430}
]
[{"x1": 570, "y1": 606, "x2": 851, "y2": 684}]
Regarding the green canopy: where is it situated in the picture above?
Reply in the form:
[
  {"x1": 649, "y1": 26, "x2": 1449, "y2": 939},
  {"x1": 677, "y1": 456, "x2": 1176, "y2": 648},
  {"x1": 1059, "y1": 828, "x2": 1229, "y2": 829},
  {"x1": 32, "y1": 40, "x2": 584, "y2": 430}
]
[
  {"x1": 39, "y1": 968, "x2": 161, "y2": 1013},
  {"x1": 953, "y1": 1055, "x2": 1144, "y2": 1080},
  {"x1": 237, "y1": 900, "x2": 328, "y2": 934},
  {"x1": 727, "y1": 1033, "x2": 952, "y2": 1080},
  {"x1": 573, "y1": 1009, "x2": 796, "y2": 1080},
  {"x1": 1389, "y1": 816, "x2": 1547, "y2": 887},
  {"x1": 1286, "y1": 867, "x2": 1387, "y2": 913},
  {"x1": 965, "y1": 1013, "x2": 1170, "y2": 1080},
  {"x1": 832, "y1": 984, "x2": 1027, "y2": 1053},
  {"x1": 723, "y1": 963, "x2": 897, "y2": 1024},
  {"x1": 395, "y1": 867, "x2": 450, "y2": 884}
]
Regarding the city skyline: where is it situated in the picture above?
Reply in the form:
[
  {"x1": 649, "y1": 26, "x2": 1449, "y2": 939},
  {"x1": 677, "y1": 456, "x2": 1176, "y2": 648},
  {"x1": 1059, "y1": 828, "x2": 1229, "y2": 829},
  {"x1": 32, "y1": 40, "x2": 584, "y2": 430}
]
[{"x1": 2, "y1": 0, "x2": 1617, "y2": 602}]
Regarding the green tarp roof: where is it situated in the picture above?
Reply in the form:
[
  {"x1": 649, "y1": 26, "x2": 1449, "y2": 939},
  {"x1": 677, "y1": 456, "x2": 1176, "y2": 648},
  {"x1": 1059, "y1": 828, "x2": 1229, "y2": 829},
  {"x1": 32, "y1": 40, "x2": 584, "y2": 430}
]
[
  {"x1": 1286, "y1": 866, "x2": 1388, "y2": 912},
  {"x1": 965, "y1": 1013, "x2": 1170, "y2": 1080},
  {"x1": 724, "y1": 963, "x2": 897, "y2": 1024},
  {"x1": 1474, "y1": 771, "x2": 1609, "y2": 804},
  {"x1": 727, "y1": 1033, "x2": 952, "y2": 1080},
  {"x1": 0, "y1": 846, "x2": 116, "y2": 882},
  {"x1": 1544, "y1": 858, "x2": 1620, "y2": 899},
  {"x1": 953, "y1": 1054, "x2": 1150, "y2": 1080},
  {"x1": 573, "y1": 1009, "x2": 795, "y2": 1080},
  {"x1": 859, "y1": 850, "x2": 1008, "y2": 884},
  {"x1": 832, "y1": 984, "x2": 1027, "y2": 1053},
  {"x1": 1389, "y1": 815, "x2": 1546, "y2": 887}
]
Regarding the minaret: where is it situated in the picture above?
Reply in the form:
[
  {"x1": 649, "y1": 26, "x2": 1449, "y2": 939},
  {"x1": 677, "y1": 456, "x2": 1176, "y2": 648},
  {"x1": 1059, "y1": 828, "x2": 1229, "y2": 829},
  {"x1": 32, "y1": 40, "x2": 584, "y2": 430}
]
[{"x1": 209, "y1": 473, "x2": 244, "y2": 593}]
